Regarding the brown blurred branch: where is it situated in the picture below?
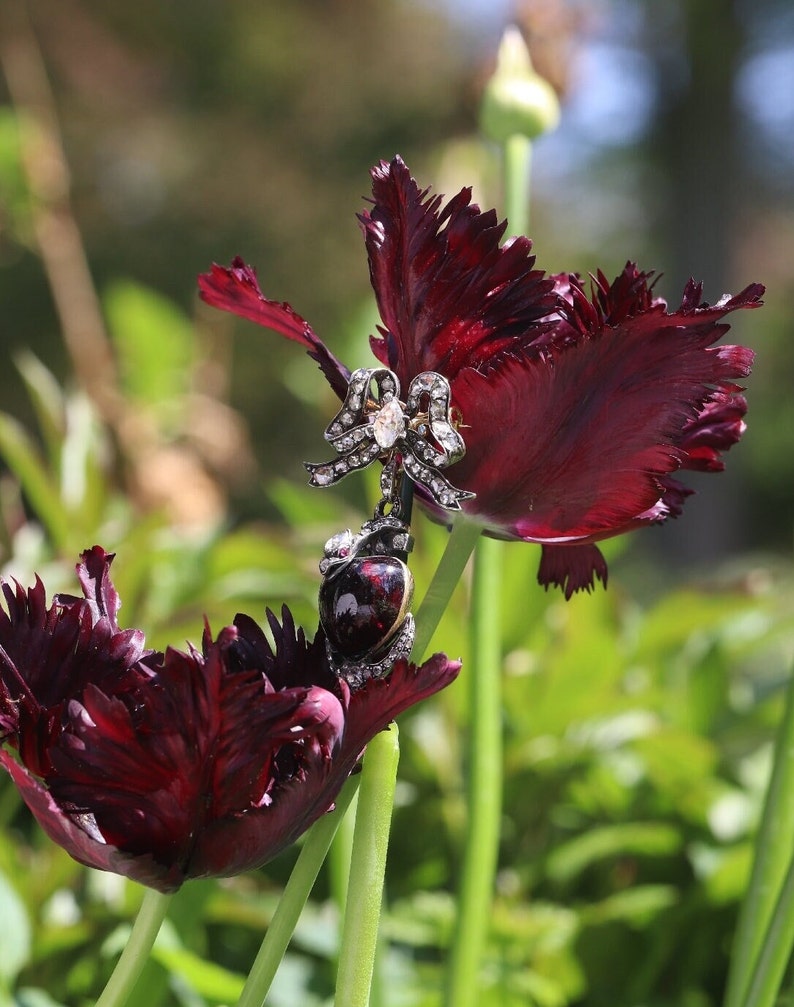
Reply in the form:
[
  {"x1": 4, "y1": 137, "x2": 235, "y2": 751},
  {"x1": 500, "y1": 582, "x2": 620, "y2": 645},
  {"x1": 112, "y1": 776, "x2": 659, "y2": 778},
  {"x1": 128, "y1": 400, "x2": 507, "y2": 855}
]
[
  {"x1": 0, "y1": 0, "x2": 121, "y2": 423},
  {"x1": 0, "y1": 1, "x2": 232, "y2": 529}
]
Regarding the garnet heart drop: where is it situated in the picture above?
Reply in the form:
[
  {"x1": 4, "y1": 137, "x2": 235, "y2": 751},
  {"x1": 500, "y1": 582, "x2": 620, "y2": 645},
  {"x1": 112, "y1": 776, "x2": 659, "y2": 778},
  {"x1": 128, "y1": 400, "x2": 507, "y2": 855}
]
[{"x1": 319, "y1": 557, "x2": 414, "y2": 661}]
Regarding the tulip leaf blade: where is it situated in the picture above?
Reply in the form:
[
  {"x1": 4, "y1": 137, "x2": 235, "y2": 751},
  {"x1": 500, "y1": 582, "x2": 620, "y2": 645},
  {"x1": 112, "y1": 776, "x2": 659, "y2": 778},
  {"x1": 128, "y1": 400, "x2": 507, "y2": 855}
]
[
  {"x1": 150, "y1": 945, "x2": 245, "y2": 1002},
  {"x1": 0, "y1": 868, "x2": 31, "y2": 985}
]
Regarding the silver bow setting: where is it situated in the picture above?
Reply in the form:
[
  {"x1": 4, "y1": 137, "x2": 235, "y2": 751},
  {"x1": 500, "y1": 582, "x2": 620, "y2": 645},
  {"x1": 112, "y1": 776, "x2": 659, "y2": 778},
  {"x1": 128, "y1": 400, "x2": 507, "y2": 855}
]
[{"x1": 305, "y1": 368, "x2": 474, "y2": 510}]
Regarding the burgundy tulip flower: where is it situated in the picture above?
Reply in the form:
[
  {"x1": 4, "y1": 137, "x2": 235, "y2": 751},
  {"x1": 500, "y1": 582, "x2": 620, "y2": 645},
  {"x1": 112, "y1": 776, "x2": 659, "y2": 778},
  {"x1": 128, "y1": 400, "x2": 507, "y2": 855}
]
[
  {"x1": 0, "y1": 547, "x2": 459, "y2": 892},
  {"x1": 199, "y1": 156, "x2": 763, "y2": 597}
]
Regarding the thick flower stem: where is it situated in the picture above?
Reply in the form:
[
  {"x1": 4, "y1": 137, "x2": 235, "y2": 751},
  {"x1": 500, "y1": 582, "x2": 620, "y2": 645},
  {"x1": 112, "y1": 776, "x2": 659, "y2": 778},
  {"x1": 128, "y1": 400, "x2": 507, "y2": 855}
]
[
  {"x1": 504, "y1": 134, "x2": 532, "y2": 234},
  {"x1": 738, "y1": 858, "x2": 794, "y2": 1007},
  {"x1": 334, "y1": 725, "x2": 400, "y2": 1007},
  {"x1": 328, "y1": 785, "x2": 359, "y2": 911},
  {"x1": 443, "y1": 535, "x2": 503, "y2": 1007},
  {"x1": 95, "y1": 888, "x2": 173, "y2": 1007},
  {"x1": 412, "y1": 519, "x2": 482, "y2": 661},
  {"x1": 236, "y1": 777, "x2": 360, "y2": 1007},
  {"x1": 724, "y1": 673, "x2": 794, "y2": 1007},
  {"x1": 237, "y1": 518, "x2": 478, "y2": 1007},
  {"x1": 440, "y1": 123, "x2": 525, "y2": 1007}
]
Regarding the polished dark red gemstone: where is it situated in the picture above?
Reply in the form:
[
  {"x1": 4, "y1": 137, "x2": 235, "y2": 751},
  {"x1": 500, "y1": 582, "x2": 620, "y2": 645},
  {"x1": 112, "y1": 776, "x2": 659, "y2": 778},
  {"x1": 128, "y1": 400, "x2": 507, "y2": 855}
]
[{"x1": 319, "y1": 557, "x2": 414, "y2": 660}]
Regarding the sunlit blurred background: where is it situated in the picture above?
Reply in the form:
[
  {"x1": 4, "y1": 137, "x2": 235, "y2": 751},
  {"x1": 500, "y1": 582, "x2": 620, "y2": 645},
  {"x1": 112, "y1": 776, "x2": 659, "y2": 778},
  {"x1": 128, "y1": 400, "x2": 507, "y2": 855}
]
[
  {"x1": 3, "y1": 4, "x2": 794, "y2": 1005},
  {"x1": 1, "y1": 0, "x2": 792, "y2": 589}
]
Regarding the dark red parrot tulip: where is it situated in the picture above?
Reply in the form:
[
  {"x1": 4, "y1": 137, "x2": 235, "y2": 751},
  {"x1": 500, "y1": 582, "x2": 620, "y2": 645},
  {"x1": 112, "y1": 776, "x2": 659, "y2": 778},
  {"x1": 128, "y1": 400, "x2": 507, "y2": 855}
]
[
  {"x1": 199, "y1": 156, "x2": 762, "y2": 597},
  {"x1": 0, "y1": 547, "x2": 459, "y2": 892}
]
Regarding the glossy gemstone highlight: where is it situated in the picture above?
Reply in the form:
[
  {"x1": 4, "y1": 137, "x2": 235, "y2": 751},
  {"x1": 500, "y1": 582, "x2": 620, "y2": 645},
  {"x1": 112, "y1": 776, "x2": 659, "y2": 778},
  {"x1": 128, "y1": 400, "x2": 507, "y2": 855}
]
[{"x1": 319, "y1": 557, "x2": 414, "y2": 660}]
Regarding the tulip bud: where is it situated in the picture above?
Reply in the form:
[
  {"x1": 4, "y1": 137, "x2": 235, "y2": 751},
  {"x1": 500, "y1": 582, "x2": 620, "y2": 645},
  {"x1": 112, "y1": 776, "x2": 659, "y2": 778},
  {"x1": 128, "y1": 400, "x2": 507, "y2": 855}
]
[{"x1": 480, "y1": 26, "x2": 560, "y2": 142}]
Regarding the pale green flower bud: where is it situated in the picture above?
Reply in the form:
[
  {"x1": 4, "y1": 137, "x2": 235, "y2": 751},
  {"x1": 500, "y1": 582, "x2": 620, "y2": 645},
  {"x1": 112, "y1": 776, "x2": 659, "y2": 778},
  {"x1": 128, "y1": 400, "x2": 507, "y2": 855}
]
[{"x1": 480, "y1": 26, "x2": 561, "y2": 142}]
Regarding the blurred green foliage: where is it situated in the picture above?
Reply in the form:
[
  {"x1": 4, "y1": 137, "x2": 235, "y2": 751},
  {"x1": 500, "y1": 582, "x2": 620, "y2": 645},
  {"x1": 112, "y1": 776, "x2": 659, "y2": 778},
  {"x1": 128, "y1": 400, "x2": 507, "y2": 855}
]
[
  {"x1": 1, "y1": 287, "x2": 793, "y2": 1004},
  {"x1": 1, "y1": 1, "x2": 794, "y2": 1005}
]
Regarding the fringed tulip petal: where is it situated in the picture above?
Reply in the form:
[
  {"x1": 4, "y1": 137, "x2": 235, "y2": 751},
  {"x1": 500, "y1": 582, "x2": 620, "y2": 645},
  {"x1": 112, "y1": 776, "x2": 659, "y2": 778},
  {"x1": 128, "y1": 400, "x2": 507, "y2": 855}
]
[
  {"x1": 199, "y1": 159, "x2": 762, "y2": 594},
  {"x1": 198, "y1": 257, "x2": 351, "y2": 400},
  {"x1": 1, "y1": 550, "x2": 459, "y2": 891}
]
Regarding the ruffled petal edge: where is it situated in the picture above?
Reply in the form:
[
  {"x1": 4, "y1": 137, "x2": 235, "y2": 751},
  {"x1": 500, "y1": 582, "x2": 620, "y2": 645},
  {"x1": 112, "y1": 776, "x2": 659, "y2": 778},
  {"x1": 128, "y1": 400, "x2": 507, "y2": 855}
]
[
  {"x1": 537, "y1": 543, "x2": 609, "y2": 599},
  {"x1": 199, "y1": 257, "x2": 351, "y2": 400}
]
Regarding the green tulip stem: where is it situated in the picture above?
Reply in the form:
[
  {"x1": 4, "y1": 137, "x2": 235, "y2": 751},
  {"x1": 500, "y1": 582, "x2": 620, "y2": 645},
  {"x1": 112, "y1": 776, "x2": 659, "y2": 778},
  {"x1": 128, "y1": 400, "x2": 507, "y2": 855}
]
[
  {"x1": 236, "y1": 776, "x2": 360, "y2": 1007},
  {"x1": 328, "y1": 785, "x2": 359, "y2": 913},
  {"x1": 334, "y1": 726, "x2": 400, "y2": 1007},
  {"x1": 739, "y1": 855, "x2": 794, "y2": 1007},
  {"x1": 412, "y1": 518, "x2": 482, "y2": 661},
  {"x1": 442, "y1": 126, "x2": 528, "y2": 1007},
  {"x1": 239, "y1": 517, "x2": 481, "y2": 1007},
  {"x1": 504, "y1": 134, "x2": 532, "y2": 234},
  {"x1": 724, "y1": 672, "x2": 794, "y2": 1007},
  {"x1": 443, "y1": 534, "x2": 504, "y2": 1007},
  {"x1": 95, "y1": 888, "x2": 173, "y2": 1007}
]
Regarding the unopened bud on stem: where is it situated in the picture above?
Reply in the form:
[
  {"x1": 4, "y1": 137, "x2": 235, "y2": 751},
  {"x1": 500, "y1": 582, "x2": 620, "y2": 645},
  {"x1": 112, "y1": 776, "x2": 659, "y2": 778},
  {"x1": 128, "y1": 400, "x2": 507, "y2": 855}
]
[{"x1": 480, "y1": 26, "x2": 560, "y2": 143}]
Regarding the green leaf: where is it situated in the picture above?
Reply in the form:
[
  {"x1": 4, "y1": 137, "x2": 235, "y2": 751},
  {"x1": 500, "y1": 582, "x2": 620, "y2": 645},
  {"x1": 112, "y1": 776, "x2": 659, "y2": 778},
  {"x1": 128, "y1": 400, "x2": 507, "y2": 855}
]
[
  {"x1": 0, "y1": 108, "x2": 33, "y2": 241},
  {"x1": 702, "y1": 843, "x2": 753, "y2": 906},
  {"x1": 630, "y1": 727, "x2": 719, "y2": 824},
  {"x1": 0, "y1": 413, "x2": 69, "y2": 549},
  {"x1": 150, "y1": 946, "x2": 245, "y2": 1003},
  {"x1": 0, "y1": 869, "x2": 32, "y2": 984},
  {"x1": 739, "y1": 859, "x2": 794, "y2": 1007},
  {"x1": 103, "y1": 280, "x2": 196, "y2": 425},
  {"x1": 545, "y1": 822, "x2": 683, "y2": 885},
  {"x1": 268, "y1": 476, "x2": 352, "y2": 528},
  {"x1": 15, "y1": 989, "x2": 67, "y2": 1007},
  {"x1": 638, "y1": 589, "x2": 749, "y2": 657},
  {"x1": 580, "y1": 884, "x2": 679, "y2": 928},
  {"x1": 13, "y1": 352, "x2": 65, "y2": 465},
  {"x1": 725, "y1": 673, "x2": 794, "y2": 1007}
]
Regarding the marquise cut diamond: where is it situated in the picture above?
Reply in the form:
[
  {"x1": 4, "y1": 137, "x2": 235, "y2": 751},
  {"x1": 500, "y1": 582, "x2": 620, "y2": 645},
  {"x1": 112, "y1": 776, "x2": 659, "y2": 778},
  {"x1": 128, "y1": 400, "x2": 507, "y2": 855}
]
[{"x1": 373, "y1": 398, "x2": 406, "y2": 449}]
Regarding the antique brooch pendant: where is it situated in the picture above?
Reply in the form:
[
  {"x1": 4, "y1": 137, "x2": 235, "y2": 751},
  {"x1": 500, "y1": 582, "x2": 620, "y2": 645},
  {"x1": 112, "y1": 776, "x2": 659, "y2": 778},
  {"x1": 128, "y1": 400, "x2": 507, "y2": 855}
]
[
  {"x1": 318, "y1": 511, "x2": 414, "y2": 688},
  {"x1": 307, "y1": 367, "x2": 472, "y2": 686},
  {"x1": 305, "y1": 367, "x2": 474, "y2": 511}
]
